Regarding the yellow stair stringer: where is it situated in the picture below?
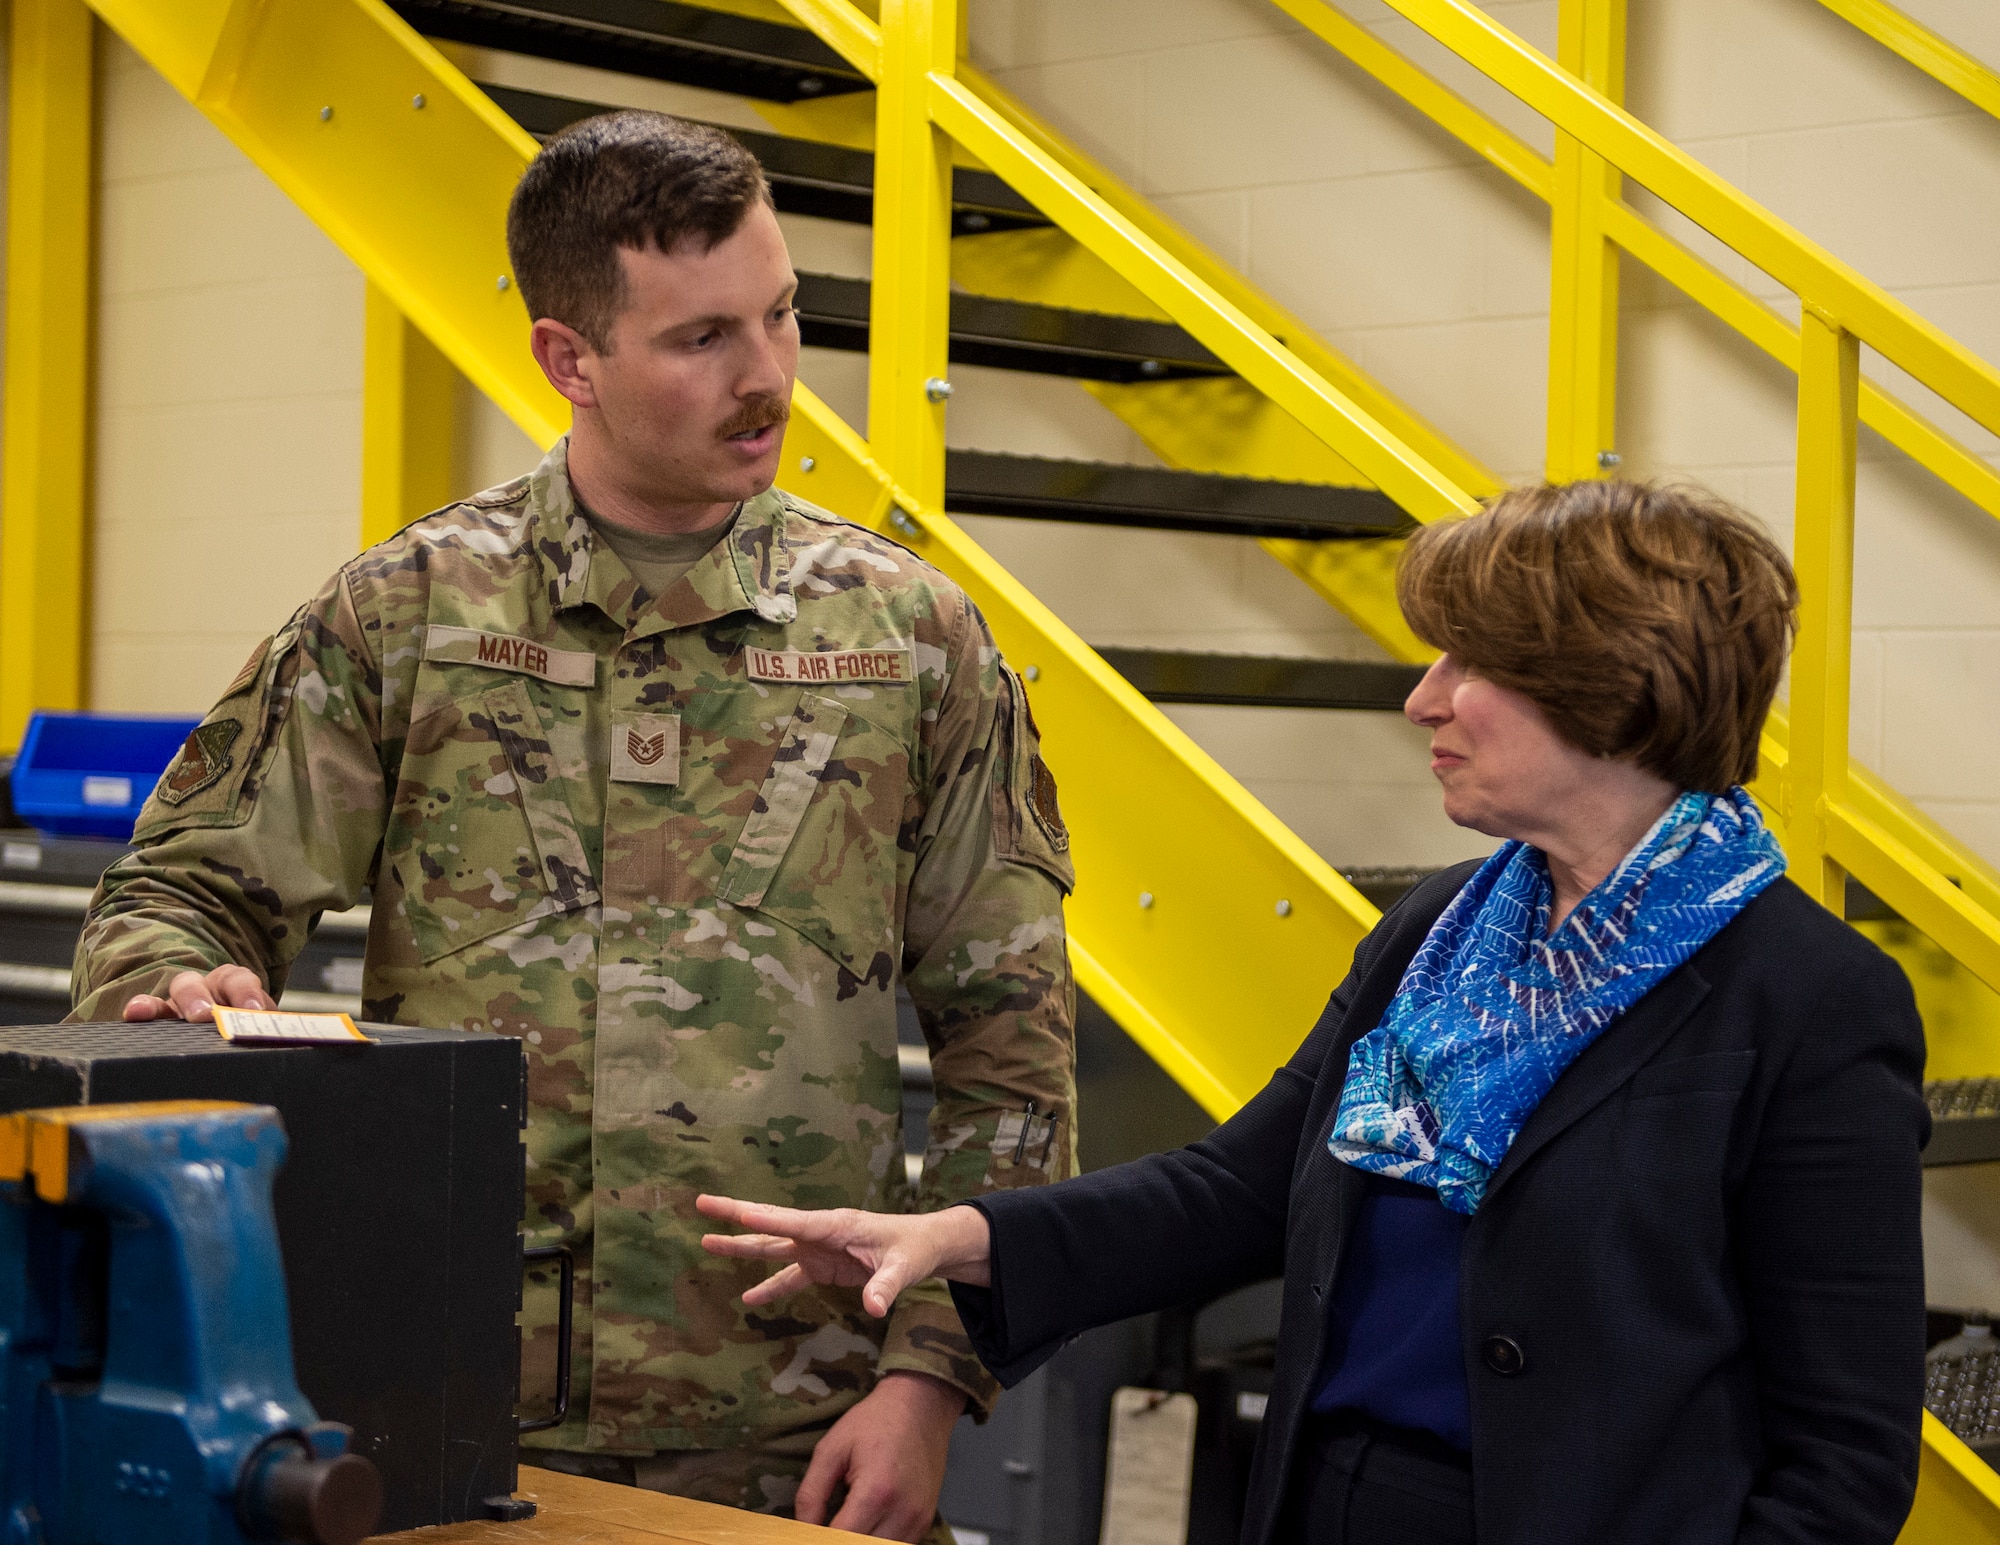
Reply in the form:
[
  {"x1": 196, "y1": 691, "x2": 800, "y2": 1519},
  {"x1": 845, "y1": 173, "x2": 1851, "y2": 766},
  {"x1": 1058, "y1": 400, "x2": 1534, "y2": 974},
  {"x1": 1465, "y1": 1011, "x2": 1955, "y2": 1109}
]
[
  {"x1": 84, "y1": 0, "x2": 1387, "y2": 1121},
  {"x1": 1907, "y1": 1413, "x2": 2000, "y2": 1545}
]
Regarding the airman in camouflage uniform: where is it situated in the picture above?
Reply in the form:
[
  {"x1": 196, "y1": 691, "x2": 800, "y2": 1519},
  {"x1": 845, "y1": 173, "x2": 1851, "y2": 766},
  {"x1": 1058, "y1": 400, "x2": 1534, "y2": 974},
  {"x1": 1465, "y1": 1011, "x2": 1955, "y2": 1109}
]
[{"x1": 70, "y1": 437, "x2": 1078, "y2": 1486}]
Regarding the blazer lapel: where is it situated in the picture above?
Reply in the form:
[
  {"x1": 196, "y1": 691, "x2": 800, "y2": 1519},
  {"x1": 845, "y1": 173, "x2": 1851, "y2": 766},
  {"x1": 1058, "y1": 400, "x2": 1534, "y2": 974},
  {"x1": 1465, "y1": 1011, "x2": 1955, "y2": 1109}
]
[
  {"x1": 1481, "y1": 962, "x2": 1712, "y2": 1204},
  {"x1": 1298, "y1": 972, "x2": 1403, "y2": 1290},
  {"x1": 1305, "y1": 1106, "x2": 1368, "y2": 1289}
]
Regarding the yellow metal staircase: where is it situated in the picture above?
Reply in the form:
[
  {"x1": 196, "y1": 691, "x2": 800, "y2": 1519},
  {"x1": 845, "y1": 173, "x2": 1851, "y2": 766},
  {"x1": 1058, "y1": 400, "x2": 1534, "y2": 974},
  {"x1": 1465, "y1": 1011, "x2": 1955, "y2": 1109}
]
[{"x1": 52, "y1": 0, "x2": 2000, "y2": 1532}]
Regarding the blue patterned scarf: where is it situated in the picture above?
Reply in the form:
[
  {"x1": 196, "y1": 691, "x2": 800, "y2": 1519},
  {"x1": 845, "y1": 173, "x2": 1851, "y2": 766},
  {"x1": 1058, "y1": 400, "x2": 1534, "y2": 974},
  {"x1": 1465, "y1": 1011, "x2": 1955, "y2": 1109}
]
[{"x1": 1329, "y1": 787, "x2": 1784, "y2": 1215}]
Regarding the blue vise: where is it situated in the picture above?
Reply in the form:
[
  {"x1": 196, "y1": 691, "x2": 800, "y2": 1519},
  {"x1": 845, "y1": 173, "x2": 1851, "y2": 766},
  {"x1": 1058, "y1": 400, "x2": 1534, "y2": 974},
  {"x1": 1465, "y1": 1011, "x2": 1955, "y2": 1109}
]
[{"x1": 0, "y1": 1101, "x2": 382, "y2": 1544}]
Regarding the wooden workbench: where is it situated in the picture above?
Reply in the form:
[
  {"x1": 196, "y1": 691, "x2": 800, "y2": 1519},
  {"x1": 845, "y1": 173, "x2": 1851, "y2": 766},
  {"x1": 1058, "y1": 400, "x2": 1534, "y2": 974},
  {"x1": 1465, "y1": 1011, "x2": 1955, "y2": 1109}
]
[{"x1": 370, "y1": 1469, "x2": 862, "y2": 1543}]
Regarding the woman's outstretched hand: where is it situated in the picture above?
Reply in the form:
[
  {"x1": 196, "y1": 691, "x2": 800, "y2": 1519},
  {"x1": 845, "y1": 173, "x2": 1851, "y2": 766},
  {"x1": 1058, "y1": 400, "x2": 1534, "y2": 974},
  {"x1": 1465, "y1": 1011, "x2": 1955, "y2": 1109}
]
[{"x1": 696, "y1": 1196, "x2": 992, "y2": 1318}]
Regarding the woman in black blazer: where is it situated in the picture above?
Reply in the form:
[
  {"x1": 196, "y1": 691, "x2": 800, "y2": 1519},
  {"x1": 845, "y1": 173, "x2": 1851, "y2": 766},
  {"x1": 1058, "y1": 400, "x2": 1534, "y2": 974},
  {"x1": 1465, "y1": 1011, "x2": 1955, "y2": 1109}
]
[{"x1": 700, "y1": 480, "x2": 1931, "y2": 1545}]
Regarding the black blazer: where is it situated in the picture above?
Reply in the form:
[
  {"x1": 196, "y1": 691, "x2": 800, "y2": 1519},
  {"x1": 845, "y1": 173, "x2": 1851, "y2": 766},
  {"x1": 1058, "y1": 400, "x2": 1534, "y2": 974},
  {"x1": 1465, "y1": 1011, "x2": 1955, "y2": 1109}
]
[{"x1": 953, "y1": 864, "x2": 1930, "y2": 1545}]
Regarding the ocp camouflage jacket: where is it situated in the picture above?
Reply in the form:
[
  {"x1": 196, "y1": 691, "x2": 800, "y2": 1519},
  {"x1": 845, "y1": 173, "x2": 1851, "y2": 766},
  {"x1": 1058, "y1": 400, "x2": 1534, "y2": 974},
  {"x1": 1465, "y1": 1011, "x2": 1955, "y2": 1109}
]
[{"x1": 72, "y1": 438, "x2": 1078, "y2": 1453}]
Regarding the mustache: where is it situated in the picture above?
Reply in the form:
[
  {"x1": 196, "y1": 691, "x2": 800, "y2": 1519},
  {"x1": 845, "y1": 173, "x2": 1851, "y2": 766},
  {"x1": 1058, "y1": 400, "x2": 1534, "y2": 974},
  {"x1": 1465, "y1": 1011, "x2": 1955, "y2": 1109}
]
[{"x1": 718, "y1": 395, "x2": 790, "y2": 440}]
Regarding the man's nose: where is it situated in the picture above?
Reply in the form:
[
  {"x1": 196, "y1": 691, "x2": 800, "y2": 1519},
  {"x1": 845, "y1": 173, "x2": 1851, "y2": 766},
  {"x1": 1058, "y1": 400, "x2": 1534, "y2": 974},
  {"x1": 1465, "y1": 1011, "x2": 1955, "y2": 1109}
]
[{"x1": 739, "y1": 326, "x2": 791, "y2": 399}]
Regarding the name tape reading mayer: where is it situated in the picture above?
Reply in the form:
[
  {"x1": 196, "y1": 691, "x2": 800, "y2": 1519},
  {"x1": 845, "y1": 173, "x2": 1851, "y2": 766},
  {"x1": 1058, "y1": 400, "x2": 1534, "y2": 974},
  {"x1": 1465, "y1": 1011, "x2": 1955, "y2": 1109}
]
[{"x1": 425, "y1": 625, "x2": 597, "y2": 687}]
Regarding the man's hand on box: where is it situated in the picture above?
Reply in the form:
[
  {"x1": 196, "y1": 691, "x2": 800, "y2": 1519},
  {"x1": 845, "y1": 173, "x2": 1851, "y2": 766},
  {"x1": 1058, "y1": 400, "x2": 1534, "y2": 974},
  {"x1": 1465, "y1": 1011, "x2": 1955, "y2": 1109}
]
[
  {"x1": 123, "y1": 965, "x2": 274, "y2": 1023},
  {"x1": 797, "y1": 1370, "x2": 964, "y2": 1541}
]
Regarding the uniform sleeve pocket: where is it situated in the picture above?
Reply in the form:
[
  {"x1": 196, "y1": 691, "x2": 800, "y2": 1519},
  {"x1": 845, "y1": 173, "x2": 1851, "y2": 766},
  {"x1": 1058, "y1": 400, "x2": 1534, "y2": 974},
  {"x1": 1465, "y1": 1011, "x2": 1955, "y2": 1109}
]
[
  {"x1": 387, "y1": 678, "x2": 598, "y2": 964},
  {"x1": 992, "y1": 668, "x2": 1073, "y2": 894},
  {"x1": 1629, "y1": 1048, "x2": 1757, "y2": 1099}
]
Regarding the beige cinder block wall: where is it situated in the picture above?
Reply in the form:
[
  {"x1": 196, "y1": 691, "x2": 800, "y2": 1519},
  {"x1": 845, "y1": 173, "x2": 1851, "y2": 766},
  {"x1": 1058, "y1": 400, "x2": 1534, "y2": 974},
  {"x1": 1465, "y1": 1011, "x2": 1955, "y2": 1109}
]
[{"x1": 90, "y1": 38, "x2": 366, "y2": 708}]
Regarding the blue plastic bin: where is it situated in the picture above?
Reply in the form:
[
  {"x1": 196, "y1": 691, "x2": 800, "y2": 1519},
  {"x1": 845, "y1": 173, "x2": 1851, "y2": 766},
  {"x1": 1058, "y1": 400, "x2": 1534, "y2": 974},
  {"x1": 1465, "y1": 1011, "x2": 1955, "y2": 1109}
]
[{"x1": 10, "y1": 711, "x2": 202, "y2": 840}]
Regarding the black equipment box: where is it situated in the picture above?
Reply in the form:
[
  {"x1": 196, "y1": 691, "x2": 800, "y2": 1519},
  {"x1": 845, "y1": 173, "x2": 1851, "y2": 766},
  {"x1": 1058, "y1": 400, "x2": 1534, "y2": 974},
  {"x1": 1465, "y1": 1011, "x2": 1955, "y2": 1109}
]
[{"x1": 0, "y1": 1021, "x2": 527, "y2": 1533}]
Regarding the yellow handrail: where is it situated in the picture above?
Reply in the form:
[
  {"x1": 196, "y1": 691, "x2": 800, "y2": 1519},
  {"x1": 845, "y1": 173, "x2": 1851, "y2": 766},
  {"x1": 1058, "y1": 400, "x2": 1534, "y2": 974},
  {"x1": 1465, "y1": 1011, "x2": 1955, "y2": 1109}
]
[
  {"x1": 775, "y1": 0, "x2": 1479, "y2": 526},
  {"x1": 1377, "y1": 0, "x2": 2000, "y2": 435},
  {"x1": 1815, "y1": 0, "x2": 2000, "y2": 122},
  {"x1": 928, "y1": 74, "x2": 1477, "y2": 524},
  {"x1": 1316, "y1": 0, "x2": 2000, "y2": 1020},
  {"x1": 1264, "y1": 0, "x2": 2000, "y2": 526}
]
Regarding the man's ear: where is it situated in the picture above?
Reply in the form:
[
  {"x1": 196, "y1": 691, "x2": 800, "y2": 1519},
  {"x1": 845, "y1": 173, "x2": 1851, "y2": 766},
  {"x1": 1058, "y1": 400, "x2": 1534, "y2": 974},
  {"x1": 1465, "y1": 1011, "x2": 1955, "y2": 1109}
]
[{"x1": 530, "y1": 317, "x2": 600, "y2": 410}]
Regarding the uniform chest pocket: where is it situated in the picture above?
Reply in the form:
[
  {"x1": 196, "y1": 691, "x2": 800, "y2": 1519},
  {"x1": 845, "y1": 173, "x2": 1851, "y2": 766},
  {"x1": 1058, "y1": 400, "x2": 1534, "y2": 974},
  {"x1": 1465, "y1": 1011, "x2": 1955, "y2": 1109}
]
[
  {"x1": 716, "y1": 692, "x2": 907, "y2": 973},
  {"x1": 387, "y1": 677, "x2": 599, "y2": 963}
]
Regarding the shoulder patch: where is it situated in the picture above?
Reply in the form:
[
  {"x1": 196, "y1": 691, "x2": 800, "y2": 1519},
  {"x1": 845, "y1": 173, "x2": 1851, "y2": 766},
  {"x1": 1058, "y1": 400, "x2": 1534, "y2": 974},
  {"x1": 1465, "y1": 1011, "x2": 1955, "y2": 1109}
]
[
  {"x1": 133, "y1": 603, "x2": 308, "y2": 843},
  {"x1": 155, "y1": 720, "x2": 243, "y2": 806},
  {"x1": 221, "y1": 637, "x2": 270, "y2": 700}
]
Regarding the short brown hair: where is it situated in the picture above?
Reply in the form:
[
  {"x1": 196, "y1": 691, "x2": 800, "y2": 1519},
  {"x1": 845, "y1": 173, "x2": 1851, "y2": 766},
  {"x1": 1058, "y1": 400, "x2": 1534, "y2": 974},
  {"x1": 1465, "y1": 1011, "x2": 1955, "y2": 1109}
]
[
  {"x1": 506, "y1": 110, "x2": 772, "y2": 350},
  {"x1": 1397, "y1": 479, "x2": 1798, "y2": 792}
]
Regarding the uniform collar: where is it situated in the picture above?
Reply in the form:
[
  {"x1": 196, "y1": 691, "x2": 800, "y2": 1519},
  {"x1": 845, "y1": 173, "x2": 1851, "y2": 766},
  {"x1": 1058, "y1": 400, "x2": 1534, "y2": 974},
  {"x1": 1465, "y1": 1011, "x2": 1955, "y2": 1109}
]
[{"x1": 528, "y1": 436, "x2": 800, "y2": 637}]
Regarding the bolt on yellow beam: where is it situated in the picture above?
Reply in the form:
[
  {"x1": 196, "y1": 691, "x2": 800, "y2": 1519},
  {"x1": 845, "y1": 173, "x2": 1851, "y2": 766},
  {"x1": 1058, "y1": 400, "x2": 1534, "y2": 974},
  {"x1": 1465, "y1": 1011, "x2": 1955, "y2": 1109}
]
[
  {"x1": 0, "y1": 0, "x2": 96, "y2": 751},
  {"x1": 361, "y1": 281, "x2": 460, "y2": 548}
]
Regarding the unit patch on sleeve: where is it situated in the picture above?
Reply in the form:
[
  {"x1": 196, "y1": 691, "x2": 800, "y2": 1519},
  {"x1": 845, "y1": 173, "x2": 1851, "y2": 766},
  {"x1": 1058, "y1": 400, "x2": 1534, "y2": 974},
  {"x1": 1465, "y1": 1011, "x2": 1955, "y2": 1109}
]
[
  {"x1": 155, "y1": 720, "x2": 243, "y2": 807},
  {"x1": 745, "y1": 646, "x2": 914, "y2": 685},
  {"x1": 424, "y1": 624, "x2": 596, "y2": 687},
  {"x1": 611, "y1": 711, "x2": 682, "y2": 786}
]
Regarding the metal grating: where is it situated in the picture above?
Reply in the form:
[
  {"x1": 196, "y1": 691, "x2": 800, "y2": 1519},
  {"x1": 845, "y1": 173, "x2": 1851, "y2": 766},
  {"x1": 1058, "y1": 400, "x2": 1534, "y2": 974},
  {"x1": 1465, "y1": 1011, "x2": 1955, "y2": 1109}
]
[{"x1": 1927, "y1": 1329, "x2": 2000, "y2": 1461}]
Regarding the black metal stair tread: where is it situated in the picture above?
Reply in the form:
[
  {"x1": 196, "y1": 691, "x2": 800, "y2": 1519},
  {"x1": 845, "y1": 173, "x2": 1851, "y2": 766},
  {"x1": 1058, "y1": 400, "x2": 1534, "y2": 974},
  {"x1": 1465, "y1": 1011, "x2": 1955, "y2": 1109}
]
[
  {"x1": 793, "y1": 272, "x2": 1224, "y2": 384},
  {"x1": 1098, "y1": 648, "x2": 1424, "y2": 710},
  {"x1": 1924, "y1": 1078, "x2": 2000, "y2": 1166},
  {"x1": 392, "y1": 0, "x2": 869, "y2": 102},
  {"x1": 946, "y1": 451, "x2": 1408, "y2": 539},
  {"x1": 480, "y1": 83, "x2": 1045, "y2": 236}
]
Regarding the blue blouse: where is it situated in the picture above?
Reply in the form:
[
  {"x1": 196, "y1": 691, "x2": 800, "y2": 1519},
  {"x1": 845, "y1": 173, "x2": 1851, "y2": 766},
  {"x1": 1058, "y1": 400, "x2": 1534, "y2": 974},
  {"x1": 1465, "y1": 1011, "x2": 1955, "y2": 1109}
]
[{"x1": 1309, "y1": 1171, "x2": 1472, "y2": 1451}]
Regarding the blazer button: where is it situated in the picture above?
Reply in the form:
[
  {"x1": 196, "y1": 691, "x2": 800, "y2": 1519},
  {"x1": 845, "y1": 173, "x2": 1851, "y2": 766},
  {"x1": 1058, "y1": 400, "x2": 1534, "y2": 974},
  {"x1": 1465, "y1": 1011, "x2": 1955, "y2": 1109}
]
[{"x1": 1482, "y1": 1335, "x2": 1525, "y2": 1376}]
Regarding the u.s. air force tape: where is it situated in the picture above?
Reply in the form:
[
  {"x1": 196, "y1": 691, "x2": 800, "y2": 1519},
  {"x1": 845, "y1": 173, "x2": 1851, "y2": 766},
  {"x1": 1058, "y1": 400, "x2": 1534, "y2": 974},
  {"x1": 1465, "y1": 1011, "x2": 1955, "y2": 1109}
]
[
  {"x1": 745, "y1": 646, "x2": 914, "y2": 685},
  {"x1": 424, "y1": 625, "x2": 596, "y2": 687}
]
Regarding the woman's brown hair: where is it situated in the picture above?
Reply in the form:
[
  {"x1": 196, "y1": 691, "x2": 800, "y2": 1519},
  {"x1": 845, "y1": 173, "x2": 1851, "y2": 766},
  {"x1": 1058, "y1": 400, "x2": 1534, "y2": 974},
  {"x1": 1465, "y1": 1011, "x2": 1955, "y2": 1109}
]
[{"x1": 1397, "y1": 479, "x2": 1799, "y2": 793}]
